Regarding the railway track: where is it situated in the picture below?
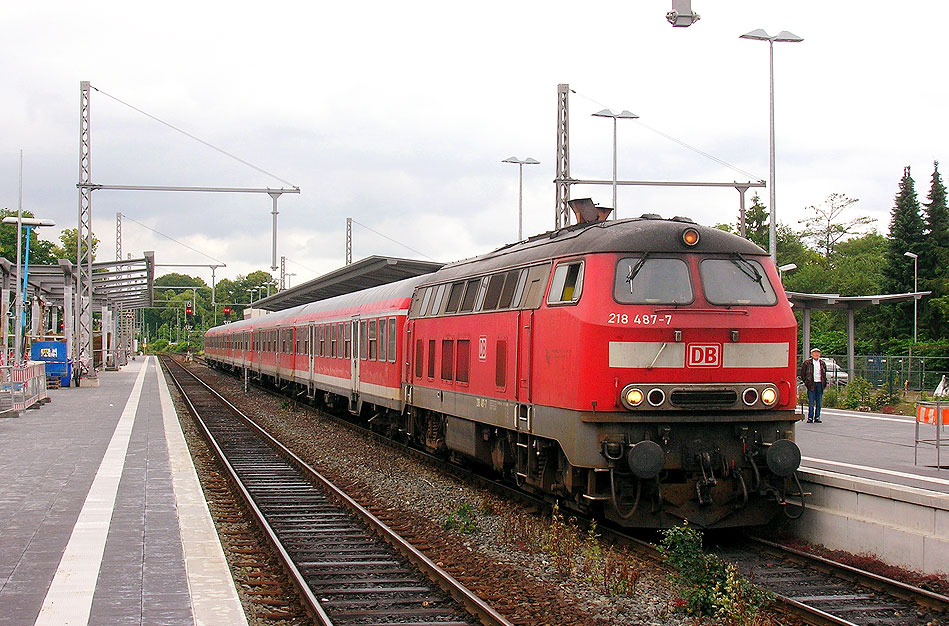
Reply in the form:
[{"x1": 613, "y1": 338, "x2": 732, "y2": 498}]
[
  {"x1": 717, "y1": 536, "x2": 948, "y2": 626},
  {"x1": 197, "y1": 357, "x2": 948, "y2": 626},
  {"x1": 161, "y1": 356, "x2": 512, "y2": 626}
]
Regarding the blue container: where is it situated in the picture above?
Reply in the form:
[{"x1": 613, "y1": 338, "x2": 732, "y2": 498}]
[{"x1": 30, "y1": 341, "x2": 72, "y2": 387}]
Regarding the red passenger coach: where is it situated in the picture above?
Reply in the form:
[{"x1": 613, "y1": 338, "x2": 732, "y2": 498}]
[
  {"x1": 205, "y1": 277, "x2": 426, "y2": 415},
  {"x1": 206, "y1": 214, "x2": 804, "y2": 529}
]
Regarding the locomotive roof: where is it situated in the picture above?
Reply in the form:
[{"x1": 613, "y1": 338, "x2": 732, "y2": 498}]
[{"x1": 422, "y1": 215, "x2": 767, "y2": 284}]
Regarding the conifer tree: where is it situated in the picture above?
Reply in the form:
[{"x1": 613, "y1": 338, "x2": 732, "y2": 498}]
[
  {"x1": 921, "y1": 161, "x2": 949, "y2": 336},
  {"x1": 741, "y1": 192, "x2": 769, "y2": 251},
  {"x1": 883, "y1": 166, "x2": 925, "y2": 337}
]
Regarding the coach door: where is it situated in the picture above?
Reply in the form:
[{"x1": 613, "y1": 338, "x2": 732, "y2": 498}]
[
  {"x1": 515, "y1": 309, "x2": 533, "y2": 431},
  {"x1": 350, "y1": 315, "x2": 360, "y2": 399}
]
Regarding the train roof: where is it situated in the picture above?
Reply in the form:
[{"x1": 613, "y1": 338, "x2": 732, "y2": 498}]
[
  {"x1": 207, "y1": 274, "x2": 427, "y2": 334},
  {"x1": 422, "y1": 215, "x2": 767, "y2": 284}
]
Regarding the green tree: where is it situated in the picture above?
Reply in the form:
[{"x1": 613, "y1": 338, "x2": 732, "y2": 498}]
[
  {"x1": 798, "y1": 193, "x2": 875, "y2": 260},
  {"x1": 883, "y1": 166, "x2": 925, "y2": 338},
  {"x1": 742, "y1": 193, "x2": 769, "y2": 250},
  {"x1": 0, "y1": 209, "x2": 59, "y2": 265},
  {"x1": 921, "y1": 161, "x2": 949, "y2": 338},
  {"x1": 53, "y1": 228, "x2": 99, "y2": 265}
]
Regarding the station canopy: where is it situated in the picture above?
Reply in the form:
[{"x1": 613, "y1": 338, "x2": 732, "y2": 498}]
[
  {"x1": 1, "y1": 252, "x2": 155, "y2": 310},
  {"x1": 253, "y1": 256, "x2": 445, "y2": 312}
]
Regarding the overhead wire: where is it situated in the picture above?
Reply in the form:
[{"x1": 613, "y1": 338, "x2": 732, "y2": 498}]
[
  {"x1": 571, "y1": 89, "x2": 764, "y2": 182},
  {"x1": 351, "y1": 220, "x2": 436, "y2": 261},
  {"x1": 91, "y1": 85, "x2": 298, "y2": 188},
  {"x1": 122, "y1": 214, "x2": 226, "y2": 264}
]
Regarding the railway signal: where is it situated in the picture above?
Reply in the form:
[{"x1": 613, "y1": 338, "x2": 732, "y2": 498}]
[{"x1": 223, "y1": 306, "x2": 231, "y2": 321}]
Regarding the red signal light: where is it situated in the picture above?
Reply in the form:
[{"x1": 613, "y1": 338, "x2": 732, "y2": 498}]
[
  {"x1": 223, "y1": 307, "x2": 231, "y2": 315},
  {"x1": 185, "y1": 306, "x2": 193, "y2": 315}
]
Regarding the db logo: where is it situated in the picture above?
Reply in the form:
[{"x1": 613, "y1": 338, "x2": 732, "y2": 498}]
[{"x1": 687, "y1": 343, "x2": 721, "y2": 367}]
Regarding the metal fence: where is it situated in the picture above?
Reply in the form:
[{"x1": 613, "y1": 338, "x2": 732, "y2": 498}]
[
  {"x1": 823, "y1": 354, "x2": 949, "y2": 393},
  {"x1": 0, "y1": 362, "x2": 48, "y2": 416}
]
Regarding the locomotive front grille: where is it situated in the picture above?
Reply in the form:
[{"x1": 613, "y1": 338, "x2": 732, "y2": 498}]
[{"x1": 670, "y1": 389, "x2": 738, "y2": 407}]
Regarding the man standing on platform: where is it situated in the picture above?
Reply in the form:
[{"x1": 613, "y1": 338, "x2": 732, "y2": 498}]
[{"x1": 800, "y1": 347, "x2": 828, "y2": 423}]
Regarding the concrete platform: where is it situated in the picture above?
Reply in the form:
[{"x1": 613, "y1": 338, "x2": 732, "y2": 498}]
[
  {"x1": 0, "y1": 356, "x2": 246, "y2": 626},
  {"x1": 789, "y1": 406, "x2": 949, "y2": 575},
  {"x1": 796, "y1": 406, "x2": 949, "y2": 493}
]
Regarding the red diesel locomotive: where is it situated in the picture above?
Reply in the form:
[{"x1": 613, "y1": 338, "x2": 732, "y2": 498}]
[{"x1": 205, "y1": 214, "x2": 803, "y2": 528}]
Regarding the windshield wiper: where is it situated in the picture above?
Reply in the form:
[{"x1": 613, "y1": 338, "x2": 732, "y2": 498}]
[
  {"x1": 626, "y1": 252, "x2": 650, "y2": 293},
  {"x1": 732, "y1": 253, "x2": 765, "y2": 292}
]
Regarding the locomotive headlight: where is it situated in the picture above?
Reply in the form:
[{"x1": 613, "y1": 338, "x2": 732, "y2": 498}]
[
  {"x1": 742, "y1": 388, "x2": 760, "y2": 406},
  {"x1": 647, "y1": 388, "x2": 666, "y2": 407},
  {"x1": 761, "y1": 387, "x2": 778, "y2": 406},
  {"x1": 682, "y1": 227, "x2": 700, "y2": 246},
  {"x1": 624, "y1": 387, "x2": 645, "y2": 407}
]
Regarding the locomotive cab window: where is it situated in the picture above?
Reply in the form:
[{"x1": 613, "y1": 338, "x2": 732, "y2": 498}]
[
  {"x1": 614, "y1": 256, "x2": 693, "y2": 304},
  {"x1": 444, "y1": 281, "x2": 465, "y2": 314},
  {"x1": 459, "y1": 278, "x2": 481, "y2": 312},
  {"x1": 700, "y1": 257, "x2": 777, "y2": 306},
  {"x1": 547, "y1": 261, "x2": 584, "y2": 305}
]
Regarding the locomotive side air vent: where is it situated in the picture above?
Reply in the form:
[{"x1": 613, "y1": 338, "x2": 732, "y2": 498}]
[
  {"x1": 670, "y1": 389, "x2": 738, "y2": 406},
  {"x1": 567, "y1": 198, "x2": 613, "y2": 223}
]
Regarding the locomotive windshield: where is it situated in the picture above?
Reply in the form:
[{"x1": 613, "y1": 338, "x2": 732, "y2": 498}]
[
  {"x1": 614, "y1": 257, "x2": 693, "y2": 304},
  {"x1": 700, "y1": 257, "x2": 777, "y2": 305}
]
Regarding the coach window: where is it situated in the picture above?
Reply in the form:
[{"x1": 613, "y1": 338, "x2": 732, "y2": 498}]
[
  {"x1": 459, "y1": 279, "x2": 481, "y2": 312},
  {"x1": 388, "y1": 318, "x2": 397, "y2": 362},
  {"x1": 427, "y1": 339, "x2": 436, "y2": 378},
  {"x1": 441, "y1": 339, "x2": 454, "y2": 381},
  {"x1": 548, "y1": 261, "x2": 584, "y2": 305},
  {"x1": 344, "y1": 323, "x2": 352, "y2": 358},
  {"x1": 456, "y1": 339, "x2": 470, "y2": 384},
  {"x1": 360, "y1": 320, "x2": 368, "y2": 360},
  {"x1": 700, "y1": 257, "x2": 777, "y2": 306},
  {"x1": 614, "y1": 257, "x2": 693, "y2": 305},
  {"x1": 378, "y1": 318, "x2": 387, "y2": 362},
  {"x1": 368, "y1": 319, "x2": 377, "y2": 360},
  {"x1": 444, "y1": 281, "x2": 465, "y2": 314}
]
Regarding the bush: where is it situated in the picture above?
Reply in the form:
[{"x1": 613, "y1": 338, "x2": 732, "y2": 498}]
[
  {"x1": 842, "y1": 376, "x2": 873, "y2": 409},
  {"x1": 145, "y1": 339, "x2": 169, "y2": 353},
  {"x1": 443, "y1": 503, "x2": 479, "y2": 534},
  {"x1": 658, "y1": 525, "x2": 771, "y2": 622},
  {"x1": 822, "y1": 385, "x2": 839, "y2": 408}
]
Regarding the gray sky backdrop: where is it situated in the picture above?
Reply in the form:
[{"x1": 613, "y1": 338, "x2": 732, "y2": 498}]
[{"x1": 2, "y1": 1, "x2": 947, "y2": 286}]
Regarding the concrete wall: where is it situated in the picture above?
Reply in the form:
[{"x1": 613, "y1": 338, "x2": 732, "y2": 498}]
[{"x1": 785, "y1": 469, "x2": 949, "y2": 575}]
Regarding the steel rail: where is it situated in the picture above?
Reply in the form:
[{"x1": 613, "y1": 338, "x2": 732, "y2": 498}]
[
  {"x1": 162, "y1": 356, "x2": 332, "y2": 625},
  {"x1": 165, "y1": 356, "x2": 513, "y2": 626},
  {"x1": 748, "y1": 535, "x2": 949, "y2": 614},
  {"x1": 201, "y1": 358, "x2": 947, "y2": 626}
]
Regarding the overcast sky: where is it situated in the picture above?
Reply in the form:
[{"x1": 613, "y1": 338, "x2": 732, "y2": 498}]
[{"x1": 3, "y1": 1, "x2": 948, "y2": 287}]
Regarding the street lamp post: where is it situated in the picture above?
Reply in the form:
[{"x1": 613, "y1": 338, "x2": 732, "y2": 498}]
[
  {"x1": 2, "y1": 216, "x2": 56, "y2": 362},
  {"x1": 501, "y1": 157, "x2": 540, "y2": 240},
  {"x1": 778, "y1": 262, "x2": 797, "y2": 283},
  {"x1": 592, "y1": 109, "x2": 638, "y2": 219},
  {"x1": 905, "y1": 251, "x2": 918, "y2": 342},
  {"x1": 740, "y1": 29, "x2": 803, "y2": 262}
]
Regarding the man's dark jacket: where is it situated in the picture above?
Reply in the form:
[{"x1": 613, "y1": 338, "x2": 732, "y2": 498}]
[{"x1": 799, "y1": 358, "x2": 828, "y2": 391}]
